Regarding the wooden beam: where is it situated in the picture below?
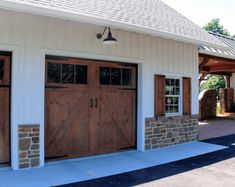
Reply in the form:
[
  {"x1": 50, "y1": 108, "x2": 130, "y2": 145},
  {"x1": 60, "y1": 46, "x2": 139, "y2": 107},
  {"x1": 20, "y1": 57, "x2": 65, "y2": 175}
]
[
  {"x1": 199, "y1": 53, "x2": 235, "y2": 64},
  {"x1": 199, "y1": 73, "x2": 208, "y2": 85},
  {"x1": 198, "y1": 57, "x2": 204, "y2": 65},
  {"x1": 208, "y1": 65, "x2": 235, "y2": 72},
  {"x1": 209, "y1": 72, "x2": 232, "y2": 76},
  {"x1": 225, "y1": 76, "x2": 231, "y2": 88},
  {"x1": 199, "y1": 57, "x2": 209, "y2": 71}
]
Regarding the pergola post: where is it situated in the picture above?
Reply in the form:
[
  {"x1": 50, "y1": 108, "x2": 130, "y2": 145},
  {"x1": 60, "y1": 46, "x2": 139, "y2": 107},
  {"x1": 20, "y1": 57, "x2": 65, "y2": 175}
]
[{"x1": 225, "y1": 76, "x2": 231, "y2": 88}]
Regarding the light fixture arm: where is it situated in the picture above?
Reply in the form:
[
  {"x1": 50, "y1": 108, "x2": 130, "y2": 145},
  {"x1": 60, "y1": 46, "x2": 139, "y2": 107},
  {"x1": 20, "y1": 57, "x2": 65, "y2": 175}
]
[
  {"x1": 96, "y1": 26, "x2": 117, "y2": 44},
  {"x1": 97, "y1": 27, "x2": 109, "y2": 39}
]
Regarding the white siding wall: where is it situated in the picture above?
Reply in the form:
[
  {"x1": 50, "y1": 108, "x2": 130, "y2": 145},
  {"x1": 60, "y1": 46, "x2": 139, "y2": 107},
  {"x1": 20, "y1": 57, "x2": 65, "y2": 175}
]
[{"x1": 0, "y1": 9, "x2": 199, "y2": 169}]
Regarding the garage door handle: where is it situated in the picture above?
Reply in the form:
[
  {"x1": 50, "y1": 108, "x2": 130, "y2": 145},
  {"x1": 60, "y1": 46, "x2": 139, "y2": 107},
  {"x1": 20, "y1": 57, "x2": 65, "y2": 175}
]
[
  {"x1": 90, "y1": 98, "x2": 94, "y2": 108},
  {"x1": 95, "y1": 98, "x2": 98, "y2": 108}
]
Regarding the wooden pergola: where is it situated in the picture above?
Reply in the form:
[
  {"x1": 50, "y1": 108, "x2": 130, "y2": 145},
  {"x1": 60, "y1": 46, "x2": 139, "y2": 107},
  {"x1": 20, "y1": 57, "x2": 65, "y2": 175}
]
[{"x1": 199, "y1": 53, "x2": 235, "y2": 87}]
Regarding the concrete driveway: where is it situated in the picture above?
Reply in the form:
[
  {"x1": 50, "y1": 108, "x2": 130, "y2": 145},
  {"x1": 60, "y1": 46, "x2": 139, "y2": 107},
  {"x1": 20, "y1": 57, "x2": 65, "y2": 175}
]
[
  {"x1": 0, "y1": 141, "x2": 225, "y2": 187},
  {"x1": 59, "y1": 135, "x2": 235, "y2": 187},
  {"x1": 199, "y1": 119, "x2": 235, "y2": 140}
]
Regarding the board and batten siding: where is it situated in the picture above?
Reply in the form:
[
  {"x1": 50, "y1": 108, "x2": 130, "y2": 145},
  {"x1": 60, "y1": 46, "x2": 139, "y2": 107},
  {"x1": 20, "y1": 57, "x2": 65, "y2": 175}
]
[{"x1": 0, "y1": 9, "x2": 199, "y2": 169}]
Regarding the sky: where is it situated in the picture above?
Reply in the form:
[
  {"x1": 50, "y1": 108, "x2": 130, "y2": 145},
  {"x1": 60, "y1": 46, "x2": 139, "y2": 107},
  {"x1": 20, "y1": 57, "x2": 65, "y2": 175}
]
[{"x1": 162, "y1": 0, "x2": 235, "y2": 35}]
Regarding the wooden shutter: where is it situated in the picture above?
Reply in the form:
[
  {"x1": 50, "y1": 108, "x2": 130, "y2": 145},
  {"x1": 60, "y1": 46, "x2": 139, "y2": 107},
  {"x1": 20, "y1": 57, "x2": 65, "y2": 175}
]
[
  {"x1": 183, "y1": 77, "x2": 191, "y2": 115},
  {"x1": 154, "y1": 75, "x2": 165, "y2": 116}
]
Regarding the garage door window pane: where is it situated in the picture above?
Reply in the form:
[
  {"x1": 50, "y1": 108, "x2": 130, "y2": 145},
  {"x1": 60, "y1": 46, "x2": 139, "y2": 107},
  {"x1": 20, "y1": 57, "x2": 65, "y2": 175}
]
[
  {"x1": 48, "y1": 63, "x2": 61, "y2": 83},
  {"x1": 76, "y1": 65, "x2": 87, "y2": 84},
  {"x1": 62, "y1": 64, "x2": 75, "y2": 84},
  {"x1": 122, "y1": 69, "x2": 131, "y2": 86},
  {"x1": 111, "y1": 68, "x2": 121, "y2": 85},
  {"x1": 100, "y1": 67, "x2": 111, "y2": 85},
  {"x1": 0, "y1": 60, "x2": 4, "y2": 81}
]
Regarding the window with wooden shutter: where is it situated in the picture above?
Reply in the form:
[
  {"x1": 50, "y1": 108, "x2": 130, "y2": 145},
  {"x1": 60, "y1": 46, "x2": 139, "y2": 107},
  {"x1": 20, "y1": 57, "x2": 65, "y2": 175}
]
[
  {"x1": 155, "y1": 75, "x2": 166, "y2": 116},
  {"x1": 183, "y1": 77, "x2": 191, "y2": 115},
  {"x1": 165, "y1": 78, "x2": 181, "y2": 115}
]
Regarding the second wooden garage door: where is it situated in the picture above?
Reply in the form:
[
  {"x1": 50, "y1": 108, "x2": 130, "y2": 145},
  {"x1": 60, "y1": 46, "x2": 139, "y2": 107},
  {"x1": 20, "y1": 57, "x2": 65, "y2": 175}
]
[
  {"x1": 0, "y1": 55, "x2": 10, "y2": 165},
  {"x1": 45, "y1": 57, "x2": 137, "y2": 160}
]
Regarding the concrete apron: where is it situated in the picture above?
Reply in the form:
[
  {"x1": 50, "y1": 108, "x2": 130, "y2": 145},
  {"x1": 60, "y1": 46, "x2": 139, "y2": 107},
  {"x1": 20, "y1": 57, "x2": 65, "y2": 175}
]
[{"x1": 0, "y1": 141, "x2": 227, "y2": 187}]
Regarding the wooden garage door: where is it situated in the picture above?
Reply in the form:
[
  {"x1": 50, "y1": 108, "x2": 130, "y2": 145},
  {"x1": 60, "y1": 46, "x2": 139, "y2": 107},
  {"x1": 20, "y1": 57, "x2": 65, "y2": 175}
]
[
  {"x1": 0, "y1": 55, "x2": 10, "y2": 165},
  {"x1": 45, "y1": 57, "x2": 136, "y2": 160}
]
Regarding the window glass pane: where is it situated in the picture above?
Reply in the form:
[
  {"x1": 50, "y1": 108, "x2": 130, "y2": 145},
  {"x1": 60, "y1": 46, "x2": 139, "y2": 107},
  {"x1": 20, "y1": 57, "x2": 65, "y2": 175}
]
[
  {"x1": 169, "y1": 79, "x2": 173, "y2": 86},
  {"x1": 166, "y1": 105, "x2": 175, "y2": 113},
  {"x1": 176, "y1": 79, "x2": 180, "y2": 86},
  {"x1": 122, "y1": 68, "x2": 132, "y2": 86},
  {"x1": 0, "y1": 60, "x2": 4, "y2": 81},
  {"x1": 165, "y1": 79, "x2": 170, "y2": 86},
  {"x1": 165, "y1": 105, "x2": 170, "y2": 113},
  {"x1": 175, "y1": 87, "x2": 180, "y2": 95},
  {"x1": 173, "y1": 97, "x2": 179, "y2": 104},
  {"x1": 166, "y1": 97, "x2": 172, "y2": 105},
  {"x1": 76, "y1": 65, "x2": 87, "y2": 84},
  {"x1": 166, "y1": 86, "x2": 173, "y2": 95},
  {"x1": 48, "y1": 63, "x2": 61, "y2": 83},
  {"x1": 111, "y1": 68, "x2": 121, "y2": 85},
  {"x1": 165, "y1": 78, "x2": 180, "y2": 96},
  {"x1": 100, "y1": 67, "x2": 110, "y2": 85},
  {"x1": 62, "y1": 64, "x2": 75, "y2": 84},
  {"x1": 173, "y1": 106, "x2": 179, "y2": 113},
  {"x1": 165, "y1": 97, "x2": 179, "y2": 114},
  {"x1": 166, "y1": 106, "x2": 175, "y2": 113}
]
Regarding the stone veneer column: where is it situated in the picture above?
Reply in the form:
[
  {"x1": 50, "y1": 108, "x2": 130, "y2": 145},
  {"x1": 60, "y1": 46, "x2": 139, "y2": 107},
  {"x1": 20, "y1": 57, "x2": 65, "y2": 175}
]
[
  {"x1": 199, "y1": 90, "x2": 217, "y2": 120},
  {"x1": 145, "y1": 115, "x2": 199, "y2": 150},
  {"x1": 18, "y1": 124, "x2": 40, "y2": 169},
  {"x1": 220, "y1": 88, "x2": 234, "y2": 113}
]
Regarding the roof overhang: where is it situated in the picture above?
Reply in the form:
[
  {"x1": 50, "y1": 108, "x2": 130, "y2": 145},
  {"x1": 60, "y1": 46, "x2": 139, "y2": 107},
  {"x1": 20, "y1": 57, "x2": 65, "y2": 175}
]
[
  {"x1": 0, "y1": 0, "x2": 228, "y2": 50},
  {"x1": 199, "y1": 53, "x2": 235, "y2": 76},
  {"x1": 200, "y1": 49, "x2": 235, "y2": 61}
]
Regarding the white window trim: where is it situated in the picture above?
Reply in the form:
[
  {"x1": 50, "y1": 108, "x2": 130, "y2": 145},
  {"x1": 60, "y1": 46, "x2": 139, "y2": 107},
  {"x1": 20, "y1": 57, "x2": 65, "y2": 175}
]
[{"x1": 165, "y1": 76, "x2": 183, "y2": 117}]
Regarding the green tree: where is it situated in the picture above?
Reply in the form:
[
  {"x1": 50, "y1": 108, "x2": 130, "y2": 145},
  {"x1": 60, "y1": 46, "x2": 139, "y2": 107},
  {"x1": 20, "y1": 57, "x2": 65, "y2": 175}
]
[
  {"x1": 204, "y1": 18, "x2": 230, "y2": 36},
  {"x1": 200, "y1": 75, "x2": 226, "y2": 95}
]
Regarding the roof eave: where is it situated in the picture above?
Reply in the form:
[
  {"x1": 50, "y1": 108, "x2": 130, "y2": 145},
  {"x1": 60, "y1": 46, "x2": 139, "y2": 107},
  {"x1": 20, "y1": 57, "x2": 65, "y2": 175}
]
[
  {"x1": 200, "y1": 49, "x2": 235, "y2": 61},
  {"x1": 0, "y1": 0, "x2": 228, "y2": 50}
]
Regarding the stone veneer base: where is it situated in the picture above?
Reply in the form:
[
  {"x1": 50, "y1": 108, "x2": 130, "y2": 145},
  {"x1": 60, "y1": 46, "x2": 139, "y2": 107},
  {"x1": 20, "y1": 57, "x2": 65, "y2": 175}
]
[
  {"x1": 145, "y1": 115, "x2": 199, "y2": 150},
  {"x1": 18, "y1": 124, "x2": 40, "y2": 169}
]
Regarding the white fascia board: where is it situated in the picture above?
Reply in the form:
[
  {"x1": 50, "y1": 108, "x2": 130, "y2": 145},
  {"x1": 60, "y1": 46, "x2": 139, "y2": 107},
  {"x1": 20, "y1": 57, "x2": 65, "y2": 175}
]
[
  {"x1": 0, "y1": 0, "x2": 228, "y2": 50},
  {"x1": 200, "y1": 49, "x2": 235, "y2": 61}
]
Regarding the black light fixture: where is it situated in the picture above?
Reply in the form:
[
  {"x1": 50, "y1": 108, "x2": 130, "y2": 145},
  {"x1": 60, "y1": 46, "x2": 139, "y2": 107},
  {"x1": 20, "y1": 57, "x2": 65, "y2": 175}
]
[{"x1": 97, "y1": 27, "x2": 117, "y2": 45}]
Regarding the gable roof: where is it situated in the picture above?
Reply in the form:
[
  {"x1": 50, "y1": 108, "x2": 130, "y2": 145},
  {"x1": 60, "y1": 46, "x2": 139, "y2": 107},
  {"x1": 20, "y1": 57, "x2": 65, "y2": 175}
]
[
  {"x1": 200, "y1": 32, "x2": 235, "y2": 60},
  {"x1": 0, "y1": 0, "x2": 227, "y2": 48}
]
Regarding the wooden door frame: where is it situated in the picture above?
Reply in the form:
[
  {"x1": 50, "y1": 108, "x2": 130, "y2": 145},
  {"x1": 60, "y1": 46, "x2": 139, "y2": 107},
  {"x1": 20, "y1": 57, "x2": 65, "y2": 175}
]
[
  {"x1": 44, "y1": 55, "x2": 138, "y2": 159},
  {"x1": 0, "y1": 51, "x2": 12, "y2": 166}
]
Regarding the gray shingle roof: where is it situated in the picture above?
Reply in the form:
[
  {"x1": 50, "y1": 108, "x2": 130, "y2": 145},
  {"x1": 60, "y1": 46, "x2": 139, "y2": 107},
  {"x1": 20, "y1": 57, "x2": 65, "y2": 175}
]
[
  {"x1": 200, "y1": 32, "x2": 235, "y2": 60},
  {"x1": 0, "y1": 0, "x2": 226, "y2": 48}
]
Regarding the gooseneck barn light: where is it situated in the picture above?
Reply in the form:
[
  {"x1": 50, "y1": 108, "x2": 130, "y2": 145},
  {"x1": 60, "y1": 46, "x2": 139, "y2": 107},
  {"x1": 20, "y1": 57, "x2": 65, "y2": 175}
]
[{"x1": 97, "y1": 27, "x2": 117, "y2": 45}]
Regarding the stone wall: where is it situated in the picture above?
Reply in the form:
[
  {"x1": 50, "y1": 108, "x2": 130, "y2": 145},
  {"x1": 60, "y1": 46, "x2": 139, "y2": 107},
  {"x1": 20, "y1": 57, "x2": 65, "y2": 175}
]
[
  {"x1": 18, "y1": 124, "x2": 40, "y2": 169},
  {"x1": 199, "y1": 89, "x2": 217, "y2": 120},
  {"x1": 145, "y1": 115, "x2": 199, "y2": 150},
  {"x1": 220, "y1": 88, "x2": 234, "y2": 113}
]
